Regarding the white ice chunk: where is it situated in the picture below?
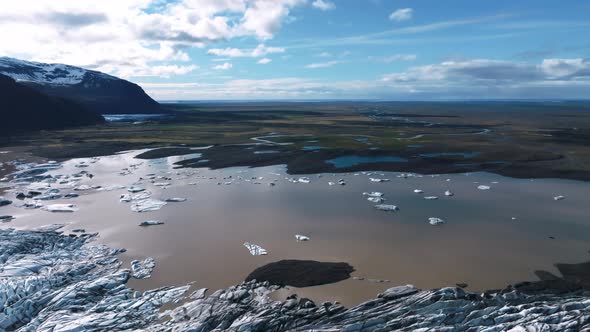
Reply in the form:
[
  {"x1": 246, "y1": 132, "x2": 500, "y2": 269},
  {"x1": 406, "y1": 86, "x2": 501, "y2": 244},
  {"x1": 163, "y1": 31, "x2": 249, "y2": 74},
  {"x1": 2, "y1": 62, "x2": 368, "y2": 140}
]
[
  {"x1": 139, "y1": 220, "x2": 164, "y2": 226},
  {"x1": 131, "y1": 199, "x2": 167, "y2": 213},
  {"x1": 43, "y1": 204, "x2": 77, "y2": 212},
  {"x1": 131, "y1": 258, "x2": 156, "y2": 279},
  {"x1": 428, "y1": 217, "x2": 445, "y2": 225},
  {"x1": 295, "y1": 234, "x2": 310, "y2": 241},
  {"x1": 554, "y1": 195, "x2": 565, "y2": 201},
  {"x1": 243, "y1": 242, "x2": 268, "y2": 256},
  {"x1": 477, "y1": 185, "x2": 491, "y2": 190},
  {"x1": 413, "y1": 189, "x2": 424, "y2": 194},
  {"x1": 374, "y1": 204, "x2": 399, "y2": 212}
]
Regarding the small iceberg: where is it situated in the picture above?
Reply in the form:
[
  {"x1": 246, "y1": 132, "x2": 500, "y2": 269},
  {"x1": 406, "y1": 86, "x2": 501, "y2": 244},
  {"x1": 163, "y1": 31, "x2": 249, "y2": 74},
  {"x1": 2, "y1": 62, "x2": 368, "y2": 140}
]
[
  {"x1": 295, "y1": 234, "x2": 310, "y2": 241},
  {"x1": 445, "y1": 190, "x2": 454, "y2": 196},
  {"x1": 363, "y1": 191, "x2": 384, "y2": 197},
  {"x1": 424, "y1": 196, "x2": 438, "y2": 200},
  {"x1": 43, "y1": 204, "x2": 77, "y2": 213},
  {"x1": 130, "y1": 257, "x2": 156, "y2": 279},
  {"x1": 337, "y1": 179, "x2": 346, "y2": 185},
  {"x1": 413, "y1": 189, "x2": 424, "y2": 194},
  {"x1": 139, "y1": 220, "x2": 164, "y2": 226},
  {"x1": 477, "y1": 185, "x2": 491, "y2": 190},
  {"x1": 298, "y1": 177, "x2": 311, "y2": 184},
  {"x1": 374, "y1": 204, "x2": 399, "y2": 212},
  {"x1": 131, "y1": 199, "x2": 167, "y2": 213},
  {"x1": 367, "y1": 197, "x2": 385, "y2": 203},
  {"x1": 244, "y1": 242, "x2": 268, "y2": 256},
  {"x1": 165, "y1": 197, "x2": 187, "y2": 202},
  {"x1": 370, "y1": 178, "x2": 390, "y2": 183},
  {"x1": 0, "y1": 197, "x2": 12, "y2": 207},
  {"x1": 554, "y1": 195, "x2": 565, "y2": 201},
  {"x1": 128, "y1": 186, "x2": 145, "y2": 193},
  {"x1": 428, "y1": 217, "x2": 445, "y2": 225}
]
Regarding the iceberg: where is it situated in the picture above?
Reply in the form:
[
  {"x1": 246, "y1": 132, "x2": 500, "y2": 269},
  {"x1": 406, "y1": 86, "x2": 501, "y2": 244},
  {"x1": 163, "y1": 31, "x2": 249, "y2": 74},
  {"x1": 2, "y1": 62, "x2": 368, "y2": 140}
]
[
  {"x1": 0, "y1": 196, "x2": 12, "y2": 207},
  {"x1": 127, "y1": 186, "x2": 145, "y2": 193},
  {"x1": 370, "y1": 178, "x2": 390, "y2": 182},
  {"x1": 424, "y1": 196, "x2": 438, "y2": 200},
  {"x1": 131, "y1": 199, "x2": 167, "y2": 213},
  {"x1": 297, "y1": 177, "x2": 310, "y2": 184},
  {"x1": 554, "y1": 195, "x2": 565, "y2": 201},
  {"x1": 444, "y1": 190, "x2": 454, "y2": 196},
  {"x1": 413, "y1": 189, "x2": 424, "y2": 194},
  {"x1": 428, "y1": 217, "x2": 445, "y2": 225},
  {"x1": 477, "y1": 185, "x2": 491, "y2": 190},
  {"x1": 43, "y1": 204, "x2": 77, "y2": 212},
  {"x1": 295, "y1": 234, "x2": 310, "y2": 241},
  {"x1": 374, "y1": 204, "x2": 399, "y2": 211},
  {"x1": 139, "y1": 220, "x2": 164, "y2": 226},
  {"x1": 165, "y1": 197, "x2": 187, "y2": 202},
  {"x1": 367, "y1": 197, "x2": 385, "y2": 203},
  {"x1": 243, "y1": 242, "x2": 268, "y2": 255},
  {"x1": 363, "y1": 191, "x2": 384, "y2": 197}
]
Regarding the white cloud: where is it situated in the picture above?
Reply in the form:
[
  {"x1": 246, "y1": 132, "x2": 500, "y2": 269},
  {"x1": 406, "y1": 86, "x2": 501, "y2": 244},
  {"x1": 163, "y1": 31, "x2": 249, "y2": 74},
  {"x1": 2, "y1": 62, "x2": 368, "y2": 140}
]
[
  {"x1": 207, "y1": 44, "x2": 285, "y2": 57},
  {"x1": 305, "y1": 60, "x2": 342, "y2": 68},
  {"x1": 389, "y1": 8, "x2": 413, "y2": 22},
  {"x1": 369, "y1": 54, "x2": 417, "y2": 63},
  {"x1": 317, "y1": 52, "x2": 332, "y2": 57},
  {"x1": 0, "y1": 0, "x2": 305, "y2": 79},
  {"x1": 257, "y1": 58, "x2": 272, "y2": 64},
  {"x1": 213, "y1": 62, "x2": 233, "y2": 70},
  {"x1": 312, "y1": 0, "x2": 336, "y2": 11}
]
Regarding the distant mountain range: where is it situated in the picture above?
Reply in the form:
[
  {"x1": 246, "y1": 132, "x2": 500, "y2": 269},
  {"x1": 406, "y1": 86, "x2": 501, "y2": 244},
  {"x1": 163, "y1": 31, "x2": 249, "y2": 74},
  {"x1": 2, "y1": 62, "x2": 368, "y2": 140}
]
[
  {"x1": 0, "y1": 57, "x2": 161, "y2": 115},
  {"x1": 0, "y1": 73, "x2": 105, "y2": 133}
]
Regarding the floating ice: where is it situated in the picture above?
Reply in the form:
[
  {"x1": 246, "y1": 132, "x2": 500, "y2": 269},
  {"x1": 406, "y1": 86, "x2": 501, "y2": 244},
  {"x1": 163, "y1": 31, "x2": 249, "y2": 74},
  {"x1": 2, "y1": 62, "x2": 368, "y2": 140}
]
[
  {"x1": 0, "y1": 215, "x2": 14, "y2": 222},
  {"x1": 477, "y1": 185, "x2": 491, "y2": 190},
  {"x1": 337, "y1": 179, "x2": 346, "y2": 185},
  {"x1": 131, "y1": 199, "x2": 167, "y2": 213},
  {"x1": 554, "y1": 195, "x2": 565, "y2": 201},
  {"x1": 428, "y1": 217, "x2": 445, "y2": 225},
  {"x1": 413, "y1": 189, "x2": 424, "y2": 194},
  {"x1": 424, "y1": 196, "x2": 438, "y2": 200},
  {"x1": 370, "y1": 178, "x2": 390, "y2": 182},
  {"x1": 43, "y1": 204, "x2": 77, "y2": 212},
  {"x1": 165, "y1": 197, "x2": 187, "y2": 202},
  {"x1": 127, "y1": 186, "x2": 145, "y2": 193},
  {"x1": 445, "y1": 190, "x2": 454, "y2": 196},
  {"x1": 0, "y1": 196, "x2": 12, "y2": 207},
  {"x1": 131, "y1": 257, "x2": 156, "y2": 279},
  {"x1": 374, "y1": 204, "x2": 399, "y2": 211},
  {"x1": 295, "y1": 234, "x2": 310, "y2": 241},
  {"x1": 298, "y1": 177, "x2": 310, "y2": 184},
  {"x1": 367, "y1": 197, "x2": 385, "y2": 203},
  {"x1": 243, "y1": 242, "x2": 268, "y2": 255},
  {"x1": 363, "y1": 191, "x2": 384, "y2": 197},
  {"x1": 154, "y1": 182, "x2": 171, "y2": 187},
  {"x1": 139, "y1": 220, "x2": 164, "y2": 226}
]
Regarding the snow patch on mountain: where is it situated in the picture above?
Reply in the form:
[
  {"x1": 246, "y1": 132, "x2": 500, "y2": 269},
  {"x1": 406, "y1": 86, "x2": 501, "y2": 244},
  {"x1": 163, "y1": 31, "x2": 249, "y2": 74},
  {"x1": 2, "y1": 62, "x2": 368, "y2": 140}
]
[{"x1": 0, "y1": 57, "x2": 116, "y2": 86}]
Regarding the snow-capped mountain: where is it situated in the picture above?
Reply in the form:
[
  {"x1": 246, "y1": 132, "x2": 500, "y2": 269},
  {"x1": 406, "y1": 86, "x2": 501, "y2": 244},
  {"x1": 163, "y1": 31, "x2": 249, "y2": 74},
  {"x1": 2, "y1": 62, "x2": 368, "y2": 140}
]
[{"x1": 0, "y1": 57, "x2": 161, "y2": 114}]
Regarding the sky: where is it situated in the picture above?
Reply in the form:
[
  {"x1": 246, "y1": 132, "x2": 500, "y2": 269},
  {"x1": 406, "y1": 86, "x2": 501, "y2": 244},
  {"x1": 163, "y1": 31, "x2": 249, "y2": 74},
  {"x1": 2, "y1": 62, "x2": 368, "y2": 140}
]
[{"x1": 1, "y1": 0, "x2": 589, "y2": 100}]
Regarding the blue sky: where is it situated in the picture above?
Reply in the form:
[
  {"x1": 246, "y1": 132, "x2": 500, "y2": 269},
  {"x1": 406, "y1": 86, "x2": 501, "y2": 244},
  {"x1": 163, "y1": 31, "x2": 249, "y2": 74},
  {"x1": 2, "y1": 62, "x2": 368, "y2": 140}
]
[{"x1": 1, "y1": 0, "x2": 590, "y2": 100}]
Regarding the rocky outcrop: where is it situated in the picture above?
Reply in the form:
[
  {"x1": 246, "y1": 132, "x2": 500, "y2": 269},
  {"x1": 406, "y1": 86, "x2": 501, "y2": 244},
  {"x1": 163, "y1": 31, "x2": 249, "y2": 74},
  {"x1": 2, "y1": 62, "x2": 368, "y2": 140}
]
[
  {"x1": 1, "y1": 227, "x2": 589, "y2": 331},
  {"x1": 0, "y1": 57, "x2": 161, "y2": 115}
]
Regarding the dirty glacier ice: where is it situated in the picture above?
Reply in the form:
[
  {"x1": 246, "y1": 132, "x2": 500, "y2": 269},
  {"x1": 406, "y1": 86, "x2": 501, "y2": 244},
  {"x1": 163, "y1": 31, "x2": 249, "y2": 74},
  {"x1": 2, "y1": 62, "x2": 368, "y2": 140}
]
[{"x1": 0, "y1": 227, "x2": 589, "y2": 331}]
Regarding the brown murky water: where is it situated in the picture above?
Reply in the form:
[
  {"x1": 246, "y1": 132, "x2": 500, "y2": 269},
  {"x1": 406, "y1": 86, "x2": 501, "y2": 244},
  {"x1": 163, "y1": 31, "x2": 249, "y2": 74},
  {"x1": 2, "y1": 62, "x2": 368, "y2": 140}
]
[{"x1": 1, "y1": 149, "x2": 589, "y2": 307}]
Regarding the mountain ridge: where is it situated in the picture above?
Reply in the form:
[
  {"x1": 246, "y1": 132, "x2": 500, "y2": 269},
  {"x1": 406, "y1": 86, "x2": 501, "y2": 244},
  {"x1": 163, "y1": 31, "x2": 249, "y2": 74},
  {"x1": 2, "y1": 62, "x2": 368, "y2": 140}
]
[{"x1": 0, "y1": 57, "x2": 161, "y2": 114}]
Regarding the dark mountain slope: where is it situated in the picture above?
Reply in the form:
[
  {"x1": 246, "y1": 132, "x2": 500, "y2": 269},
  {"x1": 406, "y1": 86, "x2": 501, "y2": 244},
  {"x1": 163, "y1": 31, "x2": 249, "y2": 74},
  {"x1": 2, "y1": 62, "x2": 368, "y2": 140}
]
[
  {"x1": 0, "y1": 57, "x2": 161, "y2": 114},
  {"x1": 0, "y1": 74, "x2": 104, "y2": 133}
]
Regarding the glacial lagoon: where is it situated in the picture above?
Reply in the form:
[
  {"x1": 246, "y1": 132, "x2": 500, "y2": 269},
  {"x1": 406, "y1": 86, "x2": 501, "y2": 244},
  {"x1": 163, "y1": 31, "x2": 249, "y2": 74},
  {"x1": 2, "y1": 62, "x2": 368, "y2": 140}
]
[{"x1": 1, "y1": 149, "x2": 590, "y2": 307}]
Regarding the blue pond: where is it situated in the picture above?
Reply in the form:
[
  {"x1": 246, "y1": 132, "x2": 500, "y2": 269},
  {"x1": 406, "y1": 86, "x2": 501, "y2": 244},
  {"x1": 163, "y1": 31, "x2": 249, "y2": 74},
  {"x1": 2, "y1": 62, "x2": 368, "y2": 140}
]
[
  {"x1": 327, "y1": 155, "x2": 408, "y2": 168},
  {"x1": 303, "y1": 146, "x2": 326, "y2": 151},
  {"x1": 419, "y1": 152, "x2": 480, "y2": 158}
]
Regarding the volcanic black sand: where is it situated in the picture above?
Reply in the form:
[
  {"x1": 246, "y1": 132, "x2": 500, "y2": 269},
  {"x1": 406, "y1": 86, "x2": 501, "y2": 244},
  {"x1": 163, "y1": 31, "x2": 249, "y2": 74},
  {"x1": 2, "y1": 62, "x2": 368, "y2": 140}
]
[{"x1": 245, "y1": 260, "x2": 355, "y2": 287}]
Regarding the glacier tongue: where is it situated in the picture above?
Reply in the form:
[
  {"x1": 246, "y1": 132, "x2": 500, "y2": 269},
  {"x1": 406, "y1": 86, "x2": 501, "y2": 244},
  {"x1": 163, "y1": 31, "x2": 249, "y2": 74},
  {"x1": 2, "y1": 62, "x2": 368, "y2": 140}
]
[{"x1": 0, "y1": 227, "x2": 589, "y2": 331}]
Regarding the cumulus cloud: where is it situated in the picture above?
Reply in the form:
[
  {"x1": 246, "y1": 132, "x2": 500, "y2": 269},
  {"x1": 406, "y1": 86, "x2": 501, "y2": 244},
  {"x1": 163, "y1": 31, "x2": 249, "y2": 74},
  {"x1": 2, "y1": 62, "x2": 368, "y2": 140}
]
[
  {"x1": 213, "y1": 62, "x2": 233, "y2": 70},
  {"x1": 312, "y1": 0, "x2": 336, "y2": 11},
  {"x1": 257, "y1": 58, "x2": 272, "y2": 64},
  {"x1": 0, "y1": 0, "x2": 305, "y2": 78},
  {"x1": 305, "y1": 60, "x2": 342, "y2": 68},
  {"x1": 380, "y1": 58, "x2": 590, "y2": 99},
  {"x1": 389, "y1": 8, "x2": 413, "y2": 22},
  {"x1": 207, "y1": 44, "x2": 285, "y2": 57}
]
